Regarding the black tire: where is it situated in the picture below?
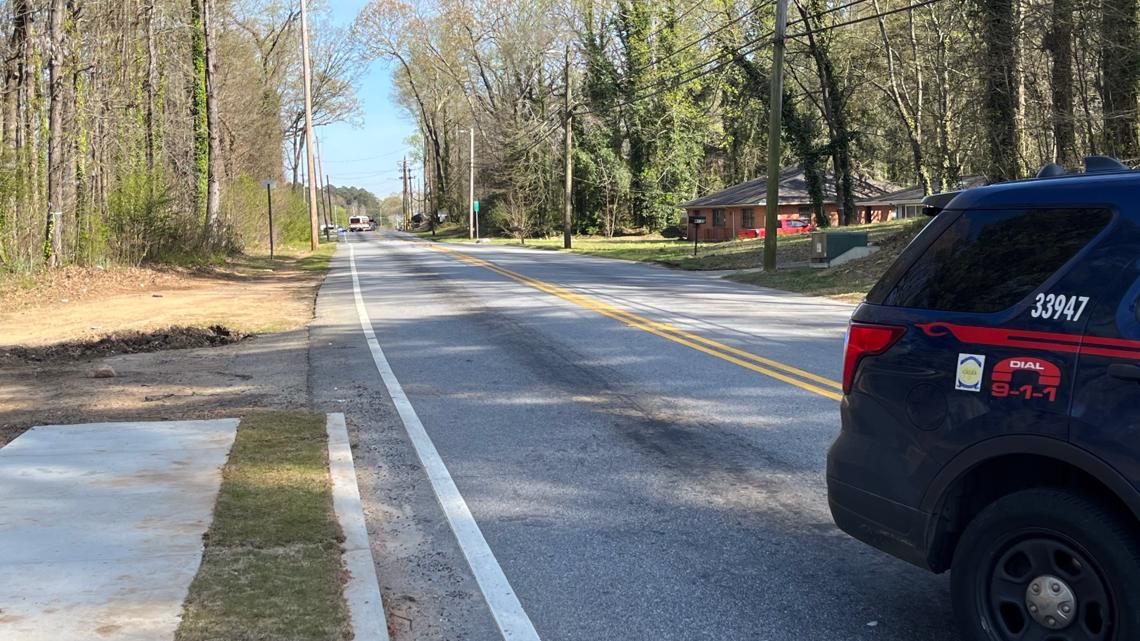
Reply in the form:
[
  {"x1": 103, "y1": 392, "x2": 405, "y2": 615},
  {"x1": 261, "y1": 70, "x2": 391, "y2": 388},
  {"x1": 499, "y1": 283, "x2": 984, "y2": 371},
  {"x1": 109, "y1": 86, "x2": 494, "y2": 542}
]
[{"x1": 951, "y1": 488, "x2": 1140, "y2": 641}]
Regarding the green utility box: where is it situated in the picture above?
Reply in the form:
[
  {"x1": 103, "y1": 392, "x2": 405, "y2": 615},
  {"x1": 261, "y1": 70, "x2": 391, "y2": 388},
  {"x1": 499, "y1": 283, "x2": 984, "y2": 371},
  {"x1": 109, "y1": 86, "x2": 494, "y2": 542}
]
[{"x1": 810, "y1": 231, "x2": 869, "y2": 268}]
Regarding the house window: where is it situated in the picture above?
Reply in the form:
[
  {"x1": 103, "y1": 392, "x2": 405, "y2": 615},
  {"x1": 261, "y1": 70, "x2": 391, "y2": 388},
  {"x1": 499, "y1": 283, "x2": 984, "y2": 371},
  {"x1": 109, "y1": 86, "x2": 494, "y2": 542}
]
[
  {"x1": 798, "y1": 206, "x2": 812, "y2": 218},
  {"x1": 898, "y1": 204, "x2": 923, "y2": 219},
  {"x1": 713, "y1": 209, "x2": 726, "y2": 227},
  {"x1": 742, "y1": 208, "x2": 755, "y2": 228}
]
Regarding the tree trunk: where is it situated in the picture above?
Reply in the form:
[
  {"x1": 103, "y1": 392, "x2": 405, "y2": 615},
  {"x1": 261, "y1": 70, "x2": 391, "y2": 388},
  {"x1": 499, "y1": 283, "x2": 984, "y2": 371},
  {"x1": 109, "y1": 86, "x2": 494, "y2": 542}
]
[
  {"x1": 873, "y1": 0, "x2": 932, "y2": 195},
  {"x1": 3, "y1": 0, "x2": 28, "y2": 150},
  {"x1": 45, "y1": 0, "x2": 65, "y2": 267},
  {"x1": 797, "y1": 2, "x2": 856, "y2": 225},
  {"x1": 1046, "y1": 0, "x2": 1077, "y2": 167},
  {"x1": 728, "y1": 51, "x2": 828, "y2": 226},
  {"x1": 144, "y1": 0, "x2": 158, "y2": 173},
  {"x1": 191, "y1": 0, "x2": 208, "y2": 226},
  {"x1": 203, "y1": 0, "x2": 222, "y2": 241},
  {"x1": 977, "y1": 0, "x2": 1021, "y2": 182},
  {"x1": 291, "y1": 133, "x2": 303, "y2": 189},
  {"x1": 1101, "y1": 0, "x2": 1140, "y2": 160}
]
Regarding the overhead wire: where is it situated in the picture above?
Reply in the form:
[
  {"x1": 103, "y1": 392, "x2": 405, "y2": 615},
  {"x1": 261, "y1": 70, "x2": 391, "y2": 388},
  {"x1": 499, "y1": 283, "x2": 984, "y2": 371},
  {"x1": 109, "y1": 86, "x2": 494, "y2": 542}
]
[
  {"x1": 786, "y1": 0, "x2": 945, "y2": 38},
  {"x1": 586, "y1": 0, "x2": 945, "y2": 114},
  {"x1": 495, "y1": 0, "x2": 949, "y2": 159}
]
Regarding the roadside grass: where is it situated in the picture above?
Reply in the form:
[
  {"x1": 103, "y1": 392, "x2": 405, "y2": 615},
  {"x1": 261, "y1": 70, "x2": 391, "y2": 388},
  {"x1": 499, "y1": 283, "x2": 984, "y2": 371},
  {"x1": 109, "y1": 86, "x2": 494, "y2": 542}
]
[
  {"x1": 726, "y1": 218, "x2": 928, "y2": 302},
  {"x1": 410, "y1": 224, "x2": 470, "y2": 242},
  {"x1": 415, "y1": 218, "x2": 924, "y2": 273},
  {"x1": 726, "y1": 266, "x2": 882, "y2": 302},
  {"x1": 226, "y1": 239, "x2": 337, "y2": 275},
  {"x1": 174, "y1": 411, "x2": 351, "y2": 641}
]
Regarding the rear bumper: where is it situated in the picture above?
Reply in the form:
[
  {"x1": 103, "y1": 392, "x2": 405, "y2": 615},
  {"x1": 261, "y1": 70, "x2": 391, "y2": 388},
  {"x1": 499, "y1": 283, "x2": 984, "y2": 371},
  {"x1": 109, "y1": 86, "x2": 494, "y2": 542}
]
[{"x1": 827, "y1": 476, "x2": 937, "y2": 571}]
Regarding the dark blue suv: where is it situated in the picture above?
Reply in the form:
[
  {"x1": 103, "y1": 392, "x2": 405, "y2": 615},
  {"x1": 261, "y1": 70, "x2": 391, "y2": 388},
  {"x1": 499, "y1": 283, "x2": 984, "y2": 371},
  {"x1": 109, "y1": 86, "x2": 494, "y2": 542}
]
[{"x1": 828, "y1": 158, "x2": 1140, "y2": 641}]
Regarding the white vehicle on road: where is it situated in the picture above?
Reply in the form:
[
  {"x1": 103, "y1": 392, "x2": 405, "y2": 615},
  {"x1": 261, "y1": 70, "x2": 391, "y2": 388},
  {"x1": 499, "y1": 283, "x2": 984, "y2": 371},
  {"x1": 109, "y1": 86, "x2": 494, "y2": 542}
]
[{"x1": 348, "y1": 215, "x2": 372, "y2": 232}]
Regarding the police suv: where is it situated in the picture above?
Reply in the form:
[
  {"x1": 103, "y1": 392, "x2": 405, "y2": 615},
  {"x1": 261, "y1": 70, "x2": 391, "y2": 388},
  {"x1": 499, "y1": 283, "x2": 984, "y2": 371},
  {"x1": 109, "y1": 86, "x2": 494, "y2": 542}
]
[{"x1": 828, "y1": 157, "x2": 1140, "y2": 641}]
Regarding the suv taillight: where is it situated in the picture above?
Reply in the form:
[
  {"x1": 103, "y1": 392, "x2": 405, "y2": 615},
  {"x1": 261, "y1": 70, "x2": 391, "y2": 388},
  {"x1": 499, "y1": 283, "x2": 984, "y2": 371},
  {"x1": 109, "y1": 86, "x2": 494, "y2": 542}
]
[{"x1": 843, "y1": 323, "x2": 906, "y2": 395}]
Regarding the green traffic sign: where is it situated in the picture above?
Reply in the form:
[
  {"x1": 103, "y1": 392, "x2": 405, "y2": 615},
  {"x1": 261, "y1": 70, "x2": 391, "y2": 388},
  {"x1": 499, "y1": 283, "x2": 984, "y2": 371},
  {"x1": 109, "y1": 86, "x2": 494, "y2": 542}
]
[{"x1": 473, "y1": 200, "x2": 480, "y2": 213}]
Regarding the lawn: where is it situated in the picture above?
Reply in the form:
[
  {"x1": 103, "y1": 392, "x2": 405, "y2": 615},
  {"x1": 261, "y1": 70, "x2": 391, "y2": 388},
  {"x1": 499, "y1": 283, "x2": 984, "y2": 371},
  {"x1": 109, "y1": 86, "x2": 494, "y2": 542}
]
[
  {"x1": 415, "y1": 218, "x2": 927, "y2": 301},
  {"x1": 416, "y1": 218, "x2": 926, "y2": 273},
  {"x1": 175, "y1": 411, "x2": 351, "y2": 641},
  {"x1": 726, "y1": 218, "x2": 928, "y2": 302}
]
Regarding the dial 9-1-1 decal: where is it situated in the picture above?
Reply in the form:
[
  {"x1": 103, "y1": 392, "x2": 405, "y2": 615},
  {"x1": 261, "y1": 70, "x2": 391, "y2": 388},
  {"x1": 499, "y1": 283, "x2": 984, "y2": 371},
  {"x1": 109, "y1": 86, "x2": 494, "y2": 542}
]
[
  {"x1": 990, "y1": 357, "x2": 1061, "y2": 402},
  {"x1": 1030, "y1": 293, "x2": 1090, "y2": 322}
]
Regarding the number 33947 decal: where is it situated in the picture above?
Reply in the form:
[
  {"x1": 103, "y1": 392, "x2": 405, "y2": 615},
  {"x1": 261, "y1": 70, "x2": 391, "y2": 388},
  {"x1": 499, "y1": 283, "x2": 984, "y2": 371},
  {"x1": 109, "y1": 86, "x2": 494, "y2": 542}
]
[{"x1": 1030, "y1": 293, "x2": 1090, "y2": 322}]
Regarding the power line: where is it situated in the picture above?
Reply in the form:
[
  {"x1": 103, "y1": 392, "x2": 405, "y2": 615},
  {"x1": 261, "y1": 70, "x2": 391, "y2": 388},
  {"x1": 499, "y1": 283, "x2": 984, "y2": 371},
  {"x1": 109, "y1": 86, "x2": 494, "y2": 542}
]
[
  {"x1": 517, "y1": 0, "x2": 945, "y2": 159},
  {"x1": 588, "y1": 0, "x2": 934, "y2": 114},
  {"x1": 629, "y1": 0, "x2": 777, "y2": 76},
  {"x1": 641, "y1": 0, "x2": 711, "y2": 44},
  {"x1": 787, "y1": 0, "x2": 945, "y2": 38},
  {"x1": 324, "y1": 150, "x2": 405, "y2": 164}
]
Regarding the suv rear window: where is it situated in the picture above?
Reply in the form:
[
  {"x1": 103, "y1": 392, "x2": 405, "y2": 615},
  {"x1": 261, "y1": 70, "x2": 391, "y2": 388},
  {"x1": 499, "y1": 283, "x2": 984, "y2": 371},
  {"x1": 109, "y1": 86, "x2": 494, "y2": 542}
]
[{"x1": 878, "y1": 208, "x2": 1112, "y2": 313}]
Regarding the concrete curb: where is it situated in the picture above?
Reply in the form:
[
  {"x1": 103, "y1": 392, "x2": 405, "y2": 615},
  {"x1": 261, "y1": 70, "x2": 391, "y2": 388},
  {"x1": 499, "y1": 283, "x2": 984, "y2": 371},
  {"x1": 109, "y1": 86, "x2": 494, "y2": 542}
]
[{"x1": 326, "y1": 412, "x2": 390, "y2": 641}]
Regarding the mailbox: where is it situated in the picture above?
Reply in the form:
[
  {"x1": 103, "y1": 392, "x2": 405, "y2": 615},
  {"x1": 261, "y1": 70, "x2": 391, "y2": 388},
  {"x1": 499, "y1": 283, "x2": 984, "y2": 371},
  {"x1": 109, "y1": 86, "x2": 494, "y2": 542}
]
[{"x1": 689, "y1": 215, "x2": 707, "y2": 225}]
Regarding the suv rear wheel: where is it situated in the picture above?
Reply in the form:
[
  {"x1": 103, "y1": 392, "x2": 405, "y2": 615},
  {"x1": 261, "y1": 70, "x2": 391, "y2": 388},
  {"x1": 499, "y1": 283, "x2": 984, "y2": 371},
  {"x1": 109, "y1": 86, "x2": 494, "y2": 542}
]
[{"x1": 951, "y1": 488, "x2": 1140, "y2": 641}]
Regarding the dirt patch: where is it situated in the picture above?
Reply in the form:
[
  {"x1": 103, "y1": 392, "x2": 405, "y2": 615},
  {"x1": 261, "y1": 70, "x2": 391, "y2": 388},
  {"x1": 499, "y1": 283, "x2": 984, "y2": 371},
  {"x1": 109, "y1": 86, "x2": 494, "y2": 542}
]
[
  {"x1": 0, "y1": 246, "x2": 334, "y2": 448},
  {"x1": 0, "y1": 325, "x2": 246, "y2": 363},
  {"x1": 0, "y1": 328, "x2": 311, "y2": 448},
  {"x1": 0, "y1": 265, "x2": 196, "y2": 314},
  {"x1": 1, "y1": 248, "x2": 331, "y2": 348}
]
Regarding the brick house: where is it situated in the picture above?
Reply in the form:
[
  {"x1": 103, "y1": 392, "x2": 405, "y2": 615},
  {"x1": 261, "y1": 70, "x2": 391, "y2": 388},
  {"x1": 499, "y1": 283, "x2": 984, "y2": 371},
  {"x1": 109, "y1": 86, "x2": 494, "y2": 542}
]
[
  {"x1": 854, "y1": 176, "x2": 987, "y2": 222},
  {"x1": 679, "y1": 167, "x2": 900, "y2": 242}
]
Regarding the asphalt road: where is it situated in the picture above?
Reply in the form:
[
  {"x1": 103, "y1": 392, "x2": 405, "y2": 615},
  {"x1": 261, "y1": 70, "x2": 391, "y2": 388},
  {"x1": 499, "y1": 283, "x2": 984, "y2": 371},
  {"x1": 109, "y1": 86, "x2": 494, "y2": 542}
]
[{"x1": 309, "y1": 231, "x2": 960, "y2": 641}]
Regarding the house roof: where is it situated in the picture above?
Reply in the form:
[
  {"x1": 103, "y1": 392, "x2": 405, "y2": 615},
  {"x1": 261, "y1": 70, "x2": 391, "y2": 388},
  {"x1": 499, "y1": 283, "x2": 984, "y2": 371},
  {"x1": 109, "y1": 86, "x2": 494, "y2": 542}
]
[
  {"x1": 855, "y1": 175, "x2": 988, "y2": 206},
  {"x1": 680, "y1": 167, "x2": 898, "y2": 209}
]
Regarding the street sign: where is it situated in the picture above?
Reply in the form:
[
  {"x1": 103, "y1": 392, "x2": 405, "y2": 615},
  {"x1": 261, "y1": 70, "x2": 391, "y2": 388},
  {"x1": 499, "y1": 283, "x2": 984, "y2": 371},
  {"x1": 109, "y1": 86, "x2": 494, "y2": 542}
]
[
  {"x1": 261, "y1": 179, "x2": 276, "y2": 189},
  {"x1": 473, "y1": 200, "x2": 480, "y2": 214}
]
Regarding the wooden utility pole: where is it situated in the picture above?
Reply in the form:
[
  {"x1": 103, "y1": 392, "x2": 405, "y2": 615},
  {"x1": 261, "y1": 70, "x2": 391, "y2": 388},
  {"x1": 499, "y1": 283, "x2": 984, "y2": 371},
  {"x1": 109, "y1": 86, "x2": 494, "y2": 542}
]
[
  {"x1": 313, "y1": 143, "x2": 325, "y2": 229},
  {"x1": 402, "y1": 157, "x2": 410, "y2": 231},
  {"x1": 316, "y1": 137, "x2": 330, "y2": 240},
  {"x1": 299, "y1": 0, "x2": 319, "y2": 250},
  {"x1": 325, "y1": 174, "x2": 335, "y2": 231},
  {"x1": 563, "y1": 46, "x2": 573, "y2": 250},
  {"x1": 763, "y1": 0, "x2": 789, "y2": 272}
]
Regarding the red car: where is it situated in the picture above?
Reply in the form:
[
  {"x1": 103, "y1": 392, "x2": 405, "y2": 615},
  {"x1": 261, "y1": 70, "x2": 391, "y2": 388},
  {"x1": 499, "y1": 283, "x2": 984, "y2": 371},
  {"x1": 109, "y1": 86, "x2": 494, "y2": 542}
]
[{"x1": 737, "y1": 219, "x2": 815, "y2": 239}]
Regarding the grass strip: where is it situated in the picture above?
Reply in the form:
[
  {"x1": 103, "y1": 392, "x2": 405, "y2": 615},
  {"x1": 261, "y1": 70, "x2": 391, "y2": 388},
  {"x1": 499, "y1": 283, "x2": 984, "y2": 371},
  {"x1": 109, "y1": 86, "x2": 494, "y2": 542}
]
[
  {"x1": 415, "y1": 219, "x2": 924, "y2": 274},
  {"x1": 175, "y1": 411, "x2": 351, "y2": 641}
]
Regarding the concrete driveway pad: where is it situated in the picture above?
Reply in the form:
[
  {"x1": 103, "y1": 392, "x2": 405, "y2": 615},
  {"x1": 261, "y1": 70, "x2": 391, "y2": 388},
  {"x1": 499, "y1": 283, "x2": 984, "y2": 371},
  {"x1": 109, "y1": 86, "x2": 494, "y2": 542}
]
[{"x1": 0, "y1": 419, "x2": 238, "y2": 641}]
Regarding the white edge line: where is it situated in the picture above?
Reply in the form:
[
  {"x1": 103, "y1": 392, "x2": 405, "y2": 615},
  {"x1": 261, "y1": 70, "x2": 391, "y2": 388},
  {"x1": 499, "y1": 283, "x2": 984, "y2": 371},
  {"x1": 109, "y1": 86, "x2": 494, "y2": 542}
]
[
  {"x1": 347, "y1": 241, "x2": 542, "y2": 641},
  {"x1": 326, "y1": 411, "x2": 391, "y2": 641}
]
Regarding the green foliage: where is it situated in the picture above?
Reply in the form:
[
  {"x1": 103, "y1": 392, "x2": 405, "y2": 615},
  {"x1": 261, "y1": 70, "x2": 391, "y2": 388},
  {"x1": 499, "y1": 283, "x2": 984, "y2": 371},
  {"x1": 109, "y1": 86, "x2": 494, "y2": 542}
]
[
  {"x1": 190, "y1": 0, "x2": 209, "y2": 225},
  {"x1": 222, "y1": 176, "x2": 318, "y2": 252},
  {"x1": 104, "y1": 171, "x2": 176, "y2": 266}
]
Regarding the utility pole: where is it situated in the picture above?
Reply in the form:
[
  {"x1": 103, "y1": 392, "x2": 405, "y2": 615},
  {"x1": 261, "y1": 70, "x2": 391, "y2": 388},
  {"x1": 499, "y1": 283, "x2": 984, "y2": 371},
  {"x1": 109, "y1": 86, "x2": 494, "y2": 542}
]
[
  {"x1": 763, "y1": 0, "x2": 789, "y2": 272},
  {"x1": 325, "y1": 174, "x2": 335, "y2": 231},
  {"x1": 264, "y1": 180, "x2": 275, "y2": 259},
  {"x1": 316, "y1": 137, "x2": 330, "y2": 241},
  {"x1": 402, "y1": 157, "x2": 410, "y2": 231},
  {"x1": 468, "y1": 127, "x2": 475, "y2": 239},
  {"x1": 299, "y1": 0, "x2": 319, "y2": 250},
  {"x1": 423, "y1": 138, "x2": 430, "y2": 212},
  {"x1": 314, "y1": 144, "x2": 326, "y2": 237},
  {"x1": 563, "y1": 45, "x2": 573, "y2": 250}
]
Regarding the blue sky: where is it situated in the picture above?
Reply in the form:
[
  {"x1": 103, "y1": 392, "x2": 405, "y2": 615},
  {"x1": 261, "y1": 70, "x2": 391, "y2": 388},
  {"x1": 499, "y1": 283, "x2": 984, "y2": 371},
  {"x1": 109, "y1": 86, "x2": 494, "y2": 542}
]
[{"x1": 316, "y1": 1, "x2": 415, "y2": 199}]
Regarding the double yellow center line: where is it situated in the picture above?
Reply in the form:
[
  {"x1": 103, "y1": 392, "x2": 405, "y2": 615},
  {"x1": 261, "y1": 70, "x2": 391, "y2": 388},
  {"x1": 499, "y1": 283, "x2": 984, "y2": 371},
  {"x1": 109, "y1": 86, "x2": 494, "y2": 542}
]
[{"x1": 428, "y1": 244, "x2": 843, "y2": 402}]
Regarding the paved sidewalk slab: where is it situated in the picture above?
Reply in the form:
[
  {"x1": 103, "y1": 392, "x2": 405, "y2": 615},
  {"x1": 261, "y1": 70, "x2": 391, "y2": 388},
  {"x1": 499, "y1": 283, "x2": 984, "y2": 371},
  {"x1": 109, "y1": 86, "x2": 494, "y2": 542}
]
[{"x1": 0, "y1": 419, "x2": 238, "y2": 641}]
